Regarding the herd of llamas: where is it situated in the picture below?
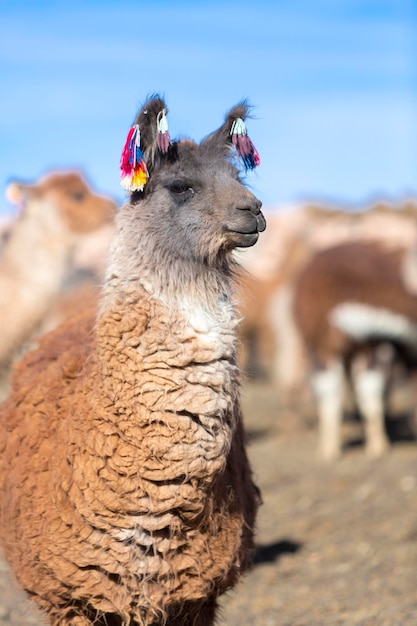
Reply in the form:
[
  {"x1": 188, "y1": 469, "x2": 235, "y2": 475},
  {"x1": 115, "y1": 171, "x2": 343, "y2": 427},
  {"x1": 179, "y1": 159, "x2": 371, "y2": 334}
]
[{"x1": 0, "y1": 92, "x2": 416, "y2": 625}]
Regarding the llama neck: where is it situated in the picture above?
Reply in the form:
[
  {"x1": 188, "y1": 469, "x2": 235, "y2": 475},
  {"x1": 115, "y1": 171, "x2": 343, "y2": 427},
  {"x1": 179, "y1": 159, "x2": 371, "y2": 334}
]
[
  {"x1": 97, "y1": 208, "x2": 241, "y2": 419},
  {"x1": 101, "y1": 226, "x2": 237, "y2": 332},
  {"x1": 99, "y1": 259, "x2": 238, "y2": 369},
  {"x1": 0, "y1": 204, "x2": 75, "y2": 364},
  {"x1": 0, "y1": 204, "x2": 74, "y2": 293},
  {"x1": 96, "y1": 221, "x2": 241, "y2": 422}
]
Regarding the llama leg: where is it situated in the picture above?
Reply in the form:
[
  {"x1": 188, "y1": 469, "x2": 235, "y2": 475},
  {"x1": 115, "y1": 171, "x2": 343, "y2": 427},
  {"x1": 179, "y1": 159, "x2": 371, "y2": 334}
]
[
  {"x1": 312, "y1": 362, "x2": 345, "y2": 462},
  {"x1": 271, "y1": 286, "x2": 308, "y2": 399},
  {"x1": 352, "y1": 368, "x2": 390, "y2": 458}
]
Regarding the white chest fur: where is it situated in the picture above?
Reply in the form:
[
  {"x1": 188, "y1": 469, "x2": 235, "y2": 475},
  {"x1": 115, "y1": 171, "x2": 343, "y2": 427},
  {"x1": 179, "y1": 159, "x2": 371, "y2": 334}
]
[{"x1": 181, "y1": 296, "x2": 237, "y2": 354}]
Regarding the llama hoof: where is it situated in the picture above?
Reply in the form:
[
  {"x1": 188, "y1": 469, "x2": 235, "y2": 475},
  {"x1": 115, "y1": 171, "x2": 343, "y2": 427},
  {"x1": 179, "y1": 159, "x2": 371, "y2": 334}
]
[
  {"x1": 365, "y1": 438, "x2": 390, "y2": 459},
  {"x1": 318, "y1": 445, "x2": 342, "y2": 464}
]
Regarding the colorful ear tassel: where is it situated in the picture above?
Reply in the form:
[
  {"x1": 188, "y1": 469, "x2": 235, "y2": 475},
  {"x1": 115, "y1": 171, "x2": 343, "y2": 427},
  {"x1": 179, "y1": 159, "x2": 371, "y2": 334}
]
[
  {"x1": 230, "y1": 118, "x2": 260, "y2": 170},
  {"x1": 120, "y1": 124, "x2": 149, "y2": 192},
  {"x1": 157, "y1": 109, "x2": 172, "y2": 153}
]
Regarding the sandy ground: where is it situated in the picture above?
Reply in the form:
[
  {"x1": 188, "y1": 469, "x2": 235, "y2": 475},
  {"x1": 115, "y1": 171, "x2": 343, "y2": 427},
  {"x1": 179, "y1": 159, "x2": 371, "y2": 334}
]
[{"x1": 0, "y1": 381, "x2": 416, "y2": 625}]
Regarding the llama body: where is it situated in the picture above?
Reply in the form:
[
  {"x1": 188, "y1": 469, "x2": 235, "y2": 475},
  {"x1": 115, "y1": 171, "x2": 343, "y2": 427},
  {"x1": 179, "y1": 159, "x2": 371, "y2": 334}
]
[
  {"x1": 2, "y1": 294, "x2": 253, "y2": 625},
  {"x1": 0, "y1": 172, "x2": 115, "y2": 374},
  {"x1": 293, "y1": 240, "x2": 417, "y2": 461},
  {"x1": 0, "y1": 96, "x2": 264, "y2": 625}
]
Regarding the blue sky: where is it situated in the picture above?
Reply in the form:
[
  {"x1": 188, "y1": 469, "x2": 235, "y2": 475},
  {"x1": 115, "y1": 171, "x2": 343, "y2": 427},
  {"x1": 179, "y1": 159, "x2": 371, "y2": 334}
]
[{"x1": 0, "y1": 0, "x2": 416, "y2": 214}]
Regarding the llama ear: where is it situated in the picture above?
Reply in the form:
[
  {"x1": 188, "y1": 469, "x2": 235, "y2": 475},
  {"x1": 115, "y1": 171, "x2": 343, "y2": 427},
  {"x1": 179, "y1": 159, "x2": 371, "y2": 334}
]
[
  {"x1": 5, "y1": 181, "x2": 37, "y2": 206},
  {"x1": 202, "y1": 101, "x2": 260, "y2": 170},
  {"x1": 120, "y1": 95, "x2": 172, "y2": 193},
  {"x1": 5, "y1": 182, "x2": 24, "y2": 205}
]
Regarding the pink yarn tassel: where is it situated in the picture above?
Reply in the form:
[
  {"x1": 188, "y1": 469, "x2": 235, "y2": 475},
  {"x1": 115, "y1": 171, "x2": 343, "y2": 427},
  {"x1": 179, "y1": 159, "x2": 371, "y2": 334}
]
[
  {"x1": 157, "y1": 109, "x2": 172, "y2": 154},
  {"x1": 230, "y1": 118, "x2": 260, "y2": 170}
]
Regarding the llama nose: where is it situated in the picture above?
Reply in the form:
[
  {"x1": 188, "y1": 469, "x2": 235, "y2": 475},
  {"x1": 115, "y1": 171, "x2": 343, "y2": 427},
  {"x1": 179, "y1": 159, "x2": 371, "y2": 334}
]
[
  {"x1": 237, "y1": 195, "x2": 262, "y2": 214},
  {"x1": 245, "y1": 197, "x2": 266, "y2": 232},
  {"x1": 252, "y1": 198, "x2": 263, "y2": 215}
]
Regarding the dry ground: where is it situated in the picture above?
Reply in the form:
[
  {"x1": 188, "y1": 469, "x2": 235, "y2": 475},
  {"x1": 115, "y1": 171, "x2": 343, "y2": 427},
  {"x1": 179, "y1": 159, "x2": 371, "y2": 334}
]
[{"x1": 0, "y1": 381, "x2": 416, "y2": 625}]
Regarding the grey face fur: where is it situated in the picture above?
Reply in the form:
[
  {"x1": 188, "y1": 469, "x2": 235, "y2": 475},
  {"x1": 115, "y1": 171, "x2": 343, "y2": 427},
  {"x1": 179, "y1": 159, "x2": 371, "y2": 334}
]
[{"x1": 126, "y1": 96, "x2": 266, "y2": 269}]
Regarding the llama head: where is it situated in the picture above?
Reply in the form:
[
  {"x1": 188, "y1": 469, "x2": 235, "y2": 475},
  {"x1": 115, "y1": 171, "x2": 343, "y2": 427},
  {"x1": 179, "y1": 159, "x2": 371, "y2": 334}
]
[
  {"x1": 6, "y1": 172, "x2": 116, "y2": 234},
  {"x1": 119, "y1": 95, "x2": 266, "y2": 268}
]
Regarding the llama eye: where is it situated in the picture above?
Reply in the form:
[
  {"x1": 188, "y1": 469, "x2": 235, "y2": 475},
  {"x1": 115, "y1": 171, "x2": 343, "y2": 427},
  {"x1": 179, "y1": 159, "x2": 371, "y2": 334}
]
[
  {"x1": 71, "y1": 191, "x2": 86, "y2": 202},
  {"x1": 168, "y1": 183, "x2": 195, "y2": 196}
]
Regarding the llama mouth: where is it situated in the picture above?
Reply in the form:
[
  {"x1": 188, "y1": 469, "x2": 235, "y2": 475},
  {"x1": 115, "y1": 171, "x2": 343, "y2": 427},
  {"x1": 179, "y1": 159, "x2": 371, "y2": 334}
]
[
  {"x1": 224, "y1": 211, "x2": 266, "y2": 237},
  {"x1": 224, "y1": 229, "x2": 260, "y2": 248},
  {"x1": 223, "y1": 212, "x2": 265, "y2": 247},
  {"x1": 256, "y1": 211, "x2": 266, "y2": 232}
]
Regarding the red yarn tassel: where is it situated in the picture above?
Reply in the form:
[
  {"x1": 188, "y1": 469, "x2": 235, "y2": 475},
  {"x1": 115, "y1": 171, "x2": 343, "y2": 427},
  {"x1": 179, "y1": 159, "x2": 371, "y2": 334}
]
[{"x1": 120, "y1": 124, "x2": 149, "y2": 191}]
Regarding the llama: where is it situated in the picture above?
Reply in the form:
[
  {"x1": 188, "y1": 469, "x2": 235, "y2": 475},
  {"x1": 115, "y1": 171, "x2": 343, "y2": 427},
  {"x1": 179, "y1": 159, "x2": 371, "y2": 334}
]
[
  {"x1": 0, "y1": 95, "x2": 265, "y2": 626},
  {"x1": 236, "y1": 200, "x2": 417, "y2": 403},
  {"x1": 0, "y1": 171, "x2": 116, "y2": 388},
  {"x1": 293, "y1": 239, "x2": 417, "y2": 461}
]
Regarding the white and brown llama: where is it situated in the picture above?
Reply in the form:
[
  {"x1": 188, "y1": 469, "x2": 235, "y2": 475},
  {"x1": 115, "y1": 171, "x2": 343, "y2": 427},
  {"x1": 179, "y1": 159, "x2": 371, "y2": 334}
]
[
  {"x1": 237, "y1": 200, "x2": 417, "y2": 402},
  {"x1": 0, "y1": 95, "x2": 265, "y2": 626},
  {"x1": 293, "y1": 239, "x2": 417, "y2": 461},
  {"x1": 0, "y1": 171, "x2": 116, "y2": 393}
]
